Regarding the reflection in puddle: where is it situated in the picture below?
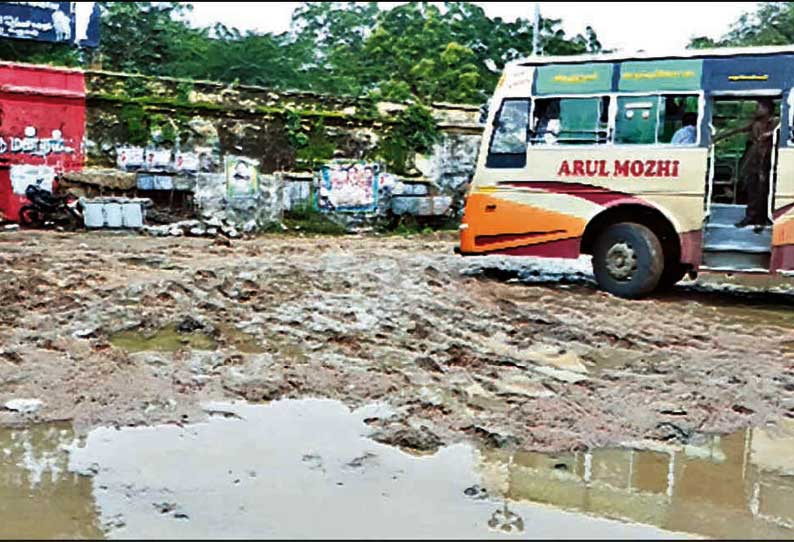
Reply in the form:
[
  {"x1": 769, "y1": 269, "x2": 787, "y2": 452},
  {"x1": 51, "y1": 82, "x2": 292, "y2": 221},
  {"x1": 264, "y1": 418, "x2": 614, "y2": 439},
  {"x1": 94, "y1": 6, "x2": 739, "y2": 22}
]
[
  {"x1": 3, "y1": 400, "x2": 793, "y2": 539},
  {"x1": 0, "y1": 424, "x2": 102, "y2": 539},
  {"x1": 65, "y1": 400, "x2": 676, "y2": 539},
  {"x1": 479, "y1": 423, "x2": 794, "y2": 540}
]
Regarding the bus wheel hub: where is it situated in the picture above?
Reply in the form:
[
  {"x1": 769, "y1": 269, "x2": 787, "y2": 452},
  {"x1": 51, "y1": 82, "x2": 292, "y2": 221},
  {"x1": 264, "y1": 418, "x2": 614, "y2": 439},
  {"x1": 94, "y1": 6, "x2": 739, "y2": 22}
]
[{"x1": 606, "y1": 242, "x2": 637, "y2": 281}]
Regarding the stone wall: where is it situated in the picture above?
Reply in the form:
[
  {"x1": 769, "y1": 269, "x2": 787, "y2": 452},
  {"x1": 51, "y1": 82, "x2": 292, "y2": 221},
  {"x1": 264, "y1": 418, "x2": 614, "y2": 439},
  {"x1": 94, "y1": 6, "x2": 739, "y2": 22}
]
[{"x1": 74, "y1": 69, "x2": 484, "y2": 231}]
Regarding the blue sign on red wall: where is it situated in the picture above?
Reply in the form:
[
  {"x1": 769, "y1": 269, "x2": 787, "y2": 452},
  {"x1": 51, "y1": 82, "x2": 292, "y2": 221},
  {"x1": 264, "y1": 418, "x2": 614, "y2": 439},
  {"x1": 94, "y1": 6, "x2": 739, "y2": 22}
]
[{"x1": 0, "y1": 2, "x2": 100, "y2": 48}]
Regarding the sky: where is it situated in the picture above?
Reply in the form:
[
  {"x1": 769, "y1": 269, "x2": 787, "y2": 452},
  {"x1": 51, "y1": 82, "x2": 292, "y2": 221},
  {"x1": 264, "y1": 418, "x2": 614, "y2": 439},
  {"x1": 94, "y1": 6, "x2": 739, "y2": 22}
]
[{"x1": 184, "y1": 2, "x2": 760, "y2": 54}]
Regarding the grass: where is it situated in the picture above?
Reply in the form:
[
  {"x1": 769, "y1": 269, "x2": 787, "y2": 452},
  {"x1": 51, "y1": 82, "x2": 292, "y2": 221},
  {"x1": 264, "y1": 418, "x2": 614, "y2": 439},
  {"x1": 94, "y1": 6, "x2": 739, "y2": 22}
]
[
  {"x1": 381, "y1": 214, "x2": 460, "y2": 237},
  {"x1": 282, "y1": 202, "x2": 349, "y2": 235}
]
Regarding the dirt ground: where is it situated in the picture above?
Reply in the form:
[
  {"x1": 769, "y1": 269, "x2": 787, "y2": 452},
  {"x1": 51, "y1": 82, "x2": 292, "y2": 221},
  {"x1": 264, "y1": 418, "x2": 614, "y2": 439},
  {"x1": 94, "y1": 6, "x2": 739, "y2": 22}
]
[{"x1": 1, "y1": 230, "x2": 793, "y2": 453}]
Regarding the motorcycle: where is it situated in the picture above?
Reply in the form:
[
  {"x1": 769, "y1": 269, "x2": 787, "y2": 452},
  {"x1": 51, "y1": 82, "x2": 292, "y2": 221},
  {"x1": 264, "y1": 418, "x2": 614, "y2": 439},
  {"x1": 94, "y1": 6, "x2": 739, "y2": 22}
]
[{"x1": 18, "y1": 178, "x2": 83, "y2": 229}]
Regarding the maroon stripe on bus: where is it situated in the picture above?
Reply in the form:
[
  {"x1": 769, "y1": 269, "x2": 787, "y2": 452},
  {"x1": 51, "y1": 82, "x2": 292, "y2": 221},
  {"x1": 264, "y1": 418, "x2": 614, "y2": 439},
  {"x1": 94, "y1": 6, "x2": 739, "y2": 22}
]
[
  {"x1": 771, "y1": 244, "x2": 794, "y2": 272},
  {"x1": 773, "y1": 202, "x2": 794, "y2": 220},
  {"x1": 474, "y1": 229, "x2": 567, "y2": 247},
  {"x1": 498, "y1": 181, "x2": 636, "y2": 206},
  {"x1": 488, "y1": 236, "x2": 582, "y2": 259},
  {"x1": 680, "y1": 230, "x2": 703, "y2": 267}
]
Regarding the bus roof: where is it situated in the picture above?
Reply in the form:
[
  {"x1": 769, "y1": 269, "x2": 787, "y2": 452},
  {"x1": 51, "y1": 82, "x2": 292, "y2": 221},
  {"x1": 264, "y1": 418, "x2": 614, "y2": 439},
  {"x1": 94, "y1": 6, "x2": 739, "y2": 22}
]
[{"x1": 512, "y1": 44, "x2": 794, "y2": 68}]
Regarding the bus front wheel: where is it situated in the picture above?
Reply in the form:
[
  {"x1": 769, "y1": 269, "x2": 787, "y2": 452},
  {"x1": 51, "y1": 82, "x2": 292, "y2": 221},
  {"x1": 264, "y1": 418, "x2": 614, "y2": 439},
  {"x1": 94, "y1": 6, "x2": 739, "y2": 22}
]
[{"x1": 592, "y1": 223, "x2": 664, "y2": 298}]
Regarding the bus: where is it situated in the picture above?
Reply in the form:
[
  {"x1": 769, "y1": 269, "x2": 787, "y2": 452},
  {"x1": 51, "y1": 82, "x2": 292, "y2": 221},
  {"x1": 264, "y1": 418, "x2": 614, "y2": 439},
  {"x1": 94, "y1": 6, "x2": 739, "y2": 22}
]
[{"x1": 457, "y1": 45, "x2": 794, "y2": 297}]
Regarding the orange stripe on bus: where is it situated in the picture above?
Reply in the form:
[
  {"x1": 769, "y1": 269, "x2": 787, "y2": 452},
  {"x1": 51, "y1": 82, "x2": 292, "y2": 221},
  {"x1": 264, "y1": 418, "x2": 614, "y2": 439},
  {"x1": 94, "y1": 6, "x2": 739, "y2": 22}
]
[{"x1": 460, "y1": 193, "x2": 587, "y2": 254}]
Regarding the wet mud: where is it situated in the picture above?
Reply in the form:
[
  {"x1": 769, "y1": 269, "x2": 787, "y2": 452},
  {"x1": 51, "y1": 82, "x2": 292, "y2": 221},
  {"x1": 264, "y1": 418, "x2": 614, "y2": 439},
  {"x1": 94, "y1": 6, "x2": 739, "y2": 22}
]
[{"x1": 0, "y1": 230, "x2": 793, "y2": 537}]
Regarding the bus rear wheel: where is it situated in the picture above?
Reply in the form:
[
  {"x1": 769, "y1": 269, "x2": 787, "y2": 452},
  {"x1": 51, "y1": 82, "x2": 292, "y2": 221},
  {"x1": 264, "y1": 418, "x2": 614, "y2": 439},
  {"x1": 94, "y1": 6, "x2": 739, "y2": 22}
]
[{"x1": 592, "y1": 222, "x2": 664, "y2": 298}]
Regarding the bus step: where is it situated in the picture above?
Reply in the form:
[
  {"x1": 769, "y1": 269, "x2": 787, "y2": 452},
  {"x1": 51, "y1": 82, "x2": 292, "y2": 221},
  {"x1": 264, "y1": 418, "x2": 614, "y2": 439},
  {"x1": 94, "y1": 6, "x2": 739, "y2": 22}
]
[
  {"x1": 707, "y1": 203, "x2": 747, "y2": 225},
  {"x1": 703, "y1": 224, "x2": 772, "y2": 251},
  {"x1": 702, "y1": 249, "x2": 770, "y2": 270}
]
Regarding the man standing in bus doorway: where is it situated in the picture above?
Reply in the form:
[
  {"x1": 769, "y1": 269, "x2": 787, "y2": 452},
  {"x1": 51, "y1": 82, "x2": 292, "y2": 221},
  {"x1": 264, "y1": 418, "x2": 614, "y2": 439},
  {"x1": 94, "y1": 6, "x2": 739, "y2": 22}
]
[{"x1": 715, "y1": 98, "x2": 777, "y2": 232}]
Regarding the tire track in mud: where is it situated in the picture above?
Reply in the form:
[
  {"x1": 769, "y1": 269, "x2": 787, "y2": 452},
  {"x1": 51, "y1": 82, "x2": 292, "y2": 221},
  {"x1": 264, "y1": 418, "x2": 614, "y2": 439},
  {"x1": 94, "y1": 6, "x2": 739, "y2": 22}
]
[{"x1": 0, "y1": 231, "x2": 792, "y2": 453}]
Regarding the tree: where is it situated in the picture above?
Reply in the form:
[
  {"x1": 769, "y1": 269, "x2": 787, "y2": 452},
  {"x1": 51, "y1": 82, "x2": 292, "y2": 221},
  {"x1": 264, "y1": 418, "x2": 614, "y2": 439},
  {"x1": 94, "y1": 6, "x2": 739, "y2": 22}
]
[
  {"x1": 180, "y1": 24, "x2": 303, "y2": 88},
  {"x1": 0, "y1": 1, "x2": 605, "y2": 105},
  {"x1": 96, "y1": 2, "x2": 207, "y2": 76},
  {"x1": 362, "y1": 2, "x2": 600, "y2": 104},
  {"x1": 689, "y1": 2, "x2": 794, "y2": 48},
  {"x1": 285, "y1": 2, "x2": 379, "y2": 95}
]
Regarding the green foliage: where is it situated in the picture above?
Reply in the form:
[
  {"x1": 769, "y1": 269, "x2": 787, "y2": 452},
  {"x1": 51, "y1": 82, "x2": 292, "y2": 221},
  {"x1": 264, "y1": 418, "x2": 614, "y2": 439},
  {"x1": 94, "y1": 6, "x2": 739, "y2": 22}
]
[
  {"x1": 284, "y1": 201, "x2": 348, "y2": 235},
  {"x1": 295, "y1": 119, "x2": 336, "y2": 169},
  {"x1": 285, "y1": 110, "x2": 337, "y2": 170},
  {"x1": 123, "y1": 76, "x2": 150, "y2": 98},
  {"x1": 97, "y1": 2, "x2": 208, "y2": 76},
  {"x1": 150, "y1": 114, "x2": 178, "y2": 145},
  {"x1": 0, "y1": 1, "x2": 602, "y2": 106},
  {"x1": 384, "y1": 214, "x2": 459, "y2": 236},
  {"x1": 0, "y1": 39, "x2": 81, "y2": 66},
  {"x1": 689, "y1": 2, "x2": 794, "y2": 48},
  {"x1": 376, "y1": 103, "x2": 440, "y2": 174},
  {"x1": 175, "y1": 81, "x2": 194, "y2": 101},
  {"x1": 118, "y1": 104, "x2": 149, "y2": 145},
  {"x1": 118, "y1": 105, "x2": 186, "y2": 147},
  {"x1": 284, "y1": 110, "x2": 309, "y2": 149}
]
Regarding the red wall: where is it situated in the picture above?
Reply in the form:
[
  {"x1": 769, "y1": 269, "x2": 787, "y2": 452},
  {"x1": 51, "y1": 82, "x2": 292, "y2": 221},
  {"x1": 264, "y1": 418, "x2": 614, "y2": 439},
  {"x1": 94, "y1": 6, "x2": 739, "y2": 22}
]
[{"x1": 0, "y1": 62, "x2": 85, "y2": 222}]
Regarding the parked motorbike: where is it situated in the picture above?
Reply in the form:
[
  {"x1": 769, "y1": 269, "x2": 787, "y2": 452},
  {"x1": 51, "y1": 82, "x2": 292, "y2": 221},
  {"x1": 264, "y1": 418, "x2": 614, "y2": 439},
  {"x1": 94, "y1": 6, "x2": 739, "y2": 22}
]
[{"x1": 18, "y1": 178, "x2": 83, "y2": 229}]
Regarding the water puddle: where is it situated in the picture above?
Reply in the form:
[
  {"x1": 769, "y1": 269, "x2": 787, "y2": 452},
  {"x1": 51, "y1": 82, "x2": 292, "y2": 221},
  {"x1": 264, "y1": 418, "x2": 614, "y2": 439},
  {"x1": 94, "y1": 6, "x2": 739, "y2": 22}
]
[
  {"x1": 109, "y1": 322, "x2": 265, "y2": 354},
  {"x1": 668, "y1": 291, "x2": 794, "y2": 330},
  {"x1": 109, "y1": 324, "x2": 216, "y2": 353},
  {"x1": 2, "y1": 400, "x2": 793, "y2": 539}
]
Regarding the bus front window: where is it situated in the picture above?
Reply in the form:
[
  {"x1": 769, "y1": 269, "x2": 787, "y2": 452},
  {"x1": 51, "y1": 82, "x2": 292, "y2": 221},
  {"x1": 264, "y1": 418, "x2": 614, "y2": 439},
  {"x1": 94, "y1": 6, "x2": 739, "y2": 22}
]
[{"x1": 485, "y1": 98, "x2": 529, "y2": 168}]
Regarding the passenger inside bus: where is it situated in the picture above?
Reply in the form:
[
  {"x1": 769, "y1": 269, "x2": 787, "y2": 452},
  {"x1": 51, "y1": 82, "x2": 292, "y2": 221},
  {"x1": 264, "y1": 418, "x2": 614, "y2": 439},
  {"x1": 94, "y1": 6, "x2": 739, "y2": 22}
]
[
  {"x1": 671, "y1": 112, "x2": 698, "y2": 145},
  {"x1": 714, "y1": 98, "x2": 777, "y2": 231}
]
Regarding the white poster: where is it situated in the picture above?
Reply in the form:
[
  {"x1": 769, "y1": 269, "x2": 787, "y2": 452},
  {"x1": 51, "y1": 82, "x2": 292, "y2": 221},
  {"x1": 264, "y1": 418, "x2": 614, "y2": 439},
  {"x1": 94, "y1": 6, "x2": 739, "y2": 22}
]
[
  {"x1": 146, "y1": 149, "x2": 172, "y2": 169},
  {"x1": 10, "y1": 164, "x2": 55, "y2": 195},
  {"x1": 116, "y1": 146, "x2": 145, "y2": 169},
  {"x1": 175, "y1": 152, "x2": 199, "y2": 172}
]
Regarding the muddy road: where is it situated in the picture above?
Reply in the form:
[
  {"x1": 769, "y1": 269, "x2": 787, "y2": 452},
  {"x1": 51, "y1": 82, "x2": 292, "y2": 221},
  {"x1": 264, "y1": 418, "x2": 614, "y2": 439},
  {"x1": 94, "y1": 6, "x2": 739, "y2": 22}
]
[
  {"x1": 1, "y1": 230, "x2": 793, "y2": 451},
  {"x1": 1, "y1": 230, "x2": 794, "y2": 537}
]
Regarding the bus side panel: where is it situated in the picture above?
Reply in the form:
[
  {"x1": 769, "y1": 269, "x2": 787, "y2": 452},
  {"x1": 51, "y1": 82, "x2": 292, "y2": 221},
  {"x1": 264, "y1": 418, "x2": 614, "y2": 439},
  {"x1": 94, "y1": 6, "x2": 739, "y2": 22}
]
[
  {"x1": 771, "y1": 148, "x2": 794, "y2": 272},
  {"x1": 462, "y1": 148, "x2": 708, "y2": 261},
  {"x1": 460, "y1": 189, "x2": 596, "y2": 256}
]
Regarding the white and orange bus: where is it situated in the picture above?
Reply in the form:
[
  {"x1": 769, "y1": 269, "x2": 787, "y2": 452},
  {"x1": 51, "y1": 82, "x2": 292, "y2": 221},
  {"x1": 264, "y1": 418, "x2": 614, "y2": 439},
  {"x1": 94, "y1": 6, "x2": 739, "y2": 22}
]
[{"x1": 458, "y1": 45, "x2": 794, "y2": 297}]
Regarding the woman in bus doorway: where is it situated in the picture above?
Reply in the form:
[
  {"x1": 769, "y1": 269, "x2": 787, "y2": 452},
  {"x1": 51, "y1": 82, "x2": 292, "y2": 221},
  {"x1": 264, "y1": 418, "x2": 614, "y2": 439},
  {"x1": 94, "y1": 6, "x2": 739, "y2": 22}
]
[{"x1": 714, "y1": 98, "x2": 777, "y2": 232}]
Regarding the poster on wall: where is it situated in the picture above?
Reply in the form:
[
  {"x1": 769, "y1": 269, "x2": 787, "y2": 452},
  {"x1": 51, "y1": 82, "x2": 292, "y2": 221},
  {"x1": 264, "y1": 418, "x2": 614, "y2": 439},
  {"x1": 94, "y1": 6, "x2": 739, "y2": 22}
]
[
  {"x1": 175, "y1": 151, "x2": 199, "y2": 172},
  {"x1": 145, "y1": 149, "x2": 172, "y2": 170},
  {"x1": 10, "y1": 164, "x2": 54, "y2": 195},
  {"x1": 225, "y1": 156, "x2": 259, "y2": 198},
  {"x1": 116, "y1": 146, "x2": 145, "y2": 169},
  {"x1": 0, "y1": 2, "x2": 100, "y2": 47},
  {"x1": 317, "y1": 162, "x2": 379, "y2": 213}
]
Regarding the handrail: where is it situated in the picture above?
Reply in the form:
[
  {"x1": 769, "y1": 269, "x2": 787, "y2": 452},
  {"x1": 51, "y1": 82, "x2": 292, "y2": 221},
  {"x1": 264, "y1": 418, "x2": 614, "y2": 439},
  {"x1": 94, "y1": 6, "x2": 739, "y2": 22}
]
[
  {"x1": 767, "y1": 124, "x2": 781, "y2": 222},
  {"x1": 705, "y1": 122, "x2": 716, "y2": 219}
]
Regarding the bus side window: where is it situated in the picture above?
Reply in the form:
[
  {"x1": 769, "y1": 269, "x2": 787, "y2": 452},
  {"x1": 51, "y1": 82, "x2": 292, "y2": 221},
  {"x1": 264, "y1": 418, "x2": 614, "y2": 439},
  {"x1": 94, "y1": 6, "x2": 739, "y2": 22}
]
[
  {"x1": 661, "y1": 95, "x2": 699, "y2": 145},
  {"x1": 615, "y1": 96, "x2": 659, "y2": 144},
  {"x1": 532, "y1": 97, "x2": 609, "y2": 145},
  {"x1": 615, "y1": 94, "x2": 699, "y2": 145},
  {"x1": 486, "y1": 98, "x2": 529, "y2": 168}
]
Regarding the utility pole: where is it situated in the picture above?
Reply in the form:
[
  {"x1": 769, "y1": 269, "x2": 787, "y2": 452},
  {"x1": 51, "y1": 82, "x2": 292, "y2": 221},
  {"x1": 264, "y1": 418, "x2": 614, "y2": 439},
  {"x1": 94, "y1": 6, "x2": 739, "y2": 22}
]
[{"x1": 532, "y1": 2, "x2": 541, "y2": 56}]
